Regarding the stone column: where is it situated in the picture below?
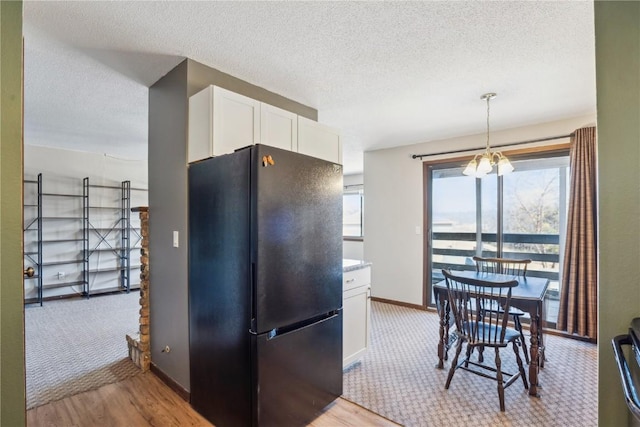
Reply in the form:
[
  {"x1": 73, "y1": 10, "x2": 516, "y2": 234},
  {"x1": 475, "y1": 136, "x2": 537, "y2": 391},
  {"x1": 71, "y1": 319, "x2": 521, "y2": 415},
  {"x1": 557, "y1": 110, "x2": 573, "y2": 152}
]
[{"x1": 126, "y1": 206, "x2": 150, "y2": 371}]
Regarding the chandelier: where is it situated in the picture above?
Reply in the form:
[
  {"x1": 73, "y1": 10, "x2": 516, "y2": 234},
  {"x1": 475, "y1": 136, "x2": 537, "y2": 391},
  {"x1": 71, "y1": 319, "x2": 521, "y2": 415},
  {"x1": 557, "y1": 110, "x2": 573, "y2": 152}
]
[{"x1": 463, "y1": 93, "x2": 514, "y2": 178}]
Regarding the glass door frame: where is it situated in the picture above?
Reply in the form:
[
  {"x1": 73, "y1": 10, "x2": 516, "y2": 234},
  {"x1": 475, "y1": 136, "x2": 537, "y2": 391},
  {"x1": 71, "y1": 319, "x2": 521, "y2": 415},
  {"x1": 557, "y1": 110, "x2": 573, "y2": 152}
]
[{"x1": 422, "y1": 144, "x2": 570, "y2": 317}]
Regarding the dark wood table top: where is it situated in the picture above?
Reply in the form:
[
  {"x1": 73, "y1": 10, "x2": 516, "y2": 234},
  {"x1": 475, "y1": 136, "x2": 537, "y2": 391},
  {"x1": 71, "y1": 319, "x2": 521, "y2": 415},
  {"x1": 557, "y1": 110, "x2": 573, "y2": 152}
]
[{"x1": 433, "y1": 270, "x2": 550, "y2": 302}]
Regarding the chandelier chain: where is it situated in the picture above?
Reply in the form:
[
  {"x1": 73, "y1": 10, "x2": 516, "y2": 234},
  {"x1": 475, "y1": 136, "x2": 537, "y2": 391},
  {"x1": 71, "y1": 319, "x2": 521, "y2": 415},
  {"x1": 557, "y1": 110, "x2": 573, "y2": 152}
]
[{"x1": 486, "y1": 95, "x2": 491, "y2": 152}]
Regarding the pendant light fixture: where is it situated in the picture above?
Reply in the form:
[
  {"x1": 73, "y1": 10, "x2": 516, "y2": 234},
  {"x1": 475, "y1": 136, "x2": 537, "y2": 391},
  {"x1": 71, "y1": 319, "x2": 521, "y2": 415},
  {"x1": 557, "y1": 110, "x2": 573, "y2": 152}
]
[{"x1": 463, "y1": 93, "x2": 514, "y2": 178}]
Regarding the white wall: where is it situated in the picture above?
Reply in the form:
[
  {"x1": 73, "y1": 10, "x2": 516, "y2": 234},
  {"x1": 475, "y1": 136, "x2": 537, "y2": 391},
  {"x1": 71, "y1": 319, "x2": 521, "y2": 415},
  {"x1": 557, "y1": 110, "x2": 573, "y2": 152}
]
[
  {"x1": 343, "y1": 173, "x2": 363, "y2": 187},
  {"x1": 25, "y1": 144, "x2": 148, "y2": 188},
  {"x1": 343, "y1": 173, "x2": 364, "y2": 260},
  {"x1": 343, "y1": 240, "x2": 364, "y2": 260},
  {"x1": 363, "y1": 114, "x2": 595, "y2": 306}
]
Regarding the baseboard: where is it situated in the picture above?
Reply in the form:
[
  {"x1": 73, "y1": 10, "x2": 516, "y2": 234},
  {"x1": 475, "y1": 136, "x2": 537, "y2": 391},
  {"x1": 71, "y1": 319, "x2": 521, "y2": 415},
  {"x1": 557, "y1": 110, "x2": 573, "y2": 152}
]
[
  {"x1": 150, "y1": 363, "x2": 190, "y2": 402},
  {"x1": 539, "y1": 327, "x2": 597, "y2": 343},
  {"x1": 371, "y1": 296, "x2": 427, "y2": 311}
]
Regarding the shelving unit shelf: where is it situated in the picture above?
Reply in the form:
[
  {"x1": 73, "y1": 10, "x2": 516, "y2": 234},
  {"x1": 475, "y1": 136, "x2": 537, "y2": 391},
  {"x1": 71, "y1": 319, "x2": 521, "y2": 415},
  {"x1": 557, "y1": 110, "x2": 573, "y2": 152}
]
[{"x1": 23, "y1": 173, "x2": 146, "y2": 306}]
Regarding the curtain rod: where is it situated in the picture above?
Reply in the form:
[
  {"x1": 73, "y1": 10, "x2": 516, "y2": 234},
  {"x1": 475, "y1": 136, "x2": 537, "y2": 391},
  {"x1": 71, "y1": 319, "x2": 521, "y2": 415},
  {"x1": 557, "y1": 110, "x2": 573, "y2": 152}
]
[{"x1": 411, "y1": 133, "x2": 574, "y2": 160}]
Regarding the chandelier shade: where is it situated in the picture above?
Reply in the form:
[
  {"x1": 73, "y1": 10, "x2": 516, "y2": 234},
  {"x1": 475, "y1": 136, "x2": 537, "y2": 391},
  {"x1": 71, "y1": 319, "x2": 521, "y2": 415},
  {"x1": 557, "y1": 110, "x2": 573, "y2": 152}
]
[
  {"x1": 463, "y1": 93, "x2": 514, "y2": 178},
  {"x1": 497, "y1": 156, "x2": 514, "y2": 175}
]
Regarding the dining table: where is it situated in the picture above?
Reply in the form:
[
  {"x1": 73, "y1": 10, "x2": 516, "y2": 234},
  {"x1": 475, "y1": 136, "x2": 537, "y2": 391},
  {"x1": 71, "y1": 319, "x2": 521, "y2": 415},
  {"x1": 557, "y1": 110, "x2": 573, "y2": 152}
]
[{"x1": 432, "y1": 270, "x2": 550, "y2": 397}]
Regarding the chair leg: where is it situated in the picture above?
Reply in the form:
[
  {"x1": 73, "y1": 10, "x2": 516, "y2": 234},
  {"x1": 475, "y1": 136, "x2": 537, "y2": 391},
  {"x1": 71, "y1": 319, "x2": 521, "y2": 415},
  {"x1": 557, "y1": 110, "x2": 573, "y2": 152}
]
[
  {"x1": 512, "y1": 340, "x2": 529, "y2": 390},
  {"x1": 445, "y1": 337, "x2": 464, "y2": 389},
  {"x1": 477, "y1": 310, "x2": 485, "y2": 363},
  {"x1": 464, "y1": 342, "x2": 473, "y2": 367},
  {"x1": 514, "y1": 315, "x2": 530, "y2": 364},
  {"x1": 495, "y1": 347, "x2": 505, "y2": 412}
]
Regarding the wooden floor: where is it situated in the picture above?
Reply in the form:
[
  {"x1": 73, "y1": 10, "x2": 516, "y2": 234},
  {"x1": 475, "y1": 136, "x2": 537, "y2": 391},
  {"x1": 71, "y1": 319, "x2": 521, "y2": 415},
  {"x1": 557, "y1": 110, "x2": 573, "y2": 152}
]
[{"x1": 27, "y1": 372, "x2": 399, "y2": 427}]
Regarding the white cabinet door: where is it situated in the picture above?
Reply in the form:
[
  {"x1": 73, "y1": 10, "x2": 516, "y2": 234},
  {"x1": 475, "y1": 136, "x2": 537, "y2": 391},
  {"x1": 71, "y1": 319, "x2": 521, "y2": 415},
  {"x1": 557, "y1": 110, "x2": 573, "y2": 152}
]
[
  {"x1": 188, "y1": 87, "x2": 215, "y2": 163},
  {"x1": 213, "y1": 86, "x2": 261, "y2": 156},
  {"x1": 188, "y1": 85, "x2": 261, "y2": 163},
  {"x1": 188, "y1": 85, "x2": 341, "y2": 164},
  {"x1": 260, "y1": 103, "x2": 298, "y2": 152},
  {"x1": 297, "y1": 116, "x2": 342, "y2": 164},
  {"x1": 343, "y1": 283, "x2": 371, "y2": 368}
]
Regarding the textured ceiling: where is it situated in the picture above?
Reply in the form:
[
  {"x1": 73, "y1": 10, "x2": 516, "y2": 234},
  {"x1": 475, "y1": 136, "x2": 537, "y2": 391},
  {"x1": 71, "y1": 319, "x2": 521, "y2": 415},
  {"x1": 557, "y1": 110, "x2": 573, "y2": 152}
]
[{"x1": 22, "y1": 1, "x2": 596, "y2": 174}]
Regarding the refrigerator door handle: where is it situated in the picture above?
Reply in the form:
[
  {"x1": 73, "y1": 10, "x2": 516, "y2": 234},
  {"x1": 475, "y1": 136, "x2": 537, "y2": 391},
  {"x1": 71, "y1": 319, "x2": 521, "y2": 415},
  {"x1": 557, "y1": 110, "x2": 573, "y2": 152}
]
[
  {"x1": 250, "y1": 262, "x2": 257, "y2": 333},
  {"x1": 266, "y1": 310, "x2": 340, "y2": 341}
]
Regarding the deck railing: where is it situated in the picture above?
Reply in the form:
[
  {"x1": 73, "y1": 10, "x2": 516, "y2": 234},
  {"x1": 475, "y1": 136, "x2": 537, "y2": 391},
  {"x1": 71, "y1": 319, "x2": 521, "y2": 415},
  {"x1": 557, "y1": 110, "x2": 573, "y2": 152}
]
[{"x1": 430, "y1": 231, "x2": 561, "y2": 299}]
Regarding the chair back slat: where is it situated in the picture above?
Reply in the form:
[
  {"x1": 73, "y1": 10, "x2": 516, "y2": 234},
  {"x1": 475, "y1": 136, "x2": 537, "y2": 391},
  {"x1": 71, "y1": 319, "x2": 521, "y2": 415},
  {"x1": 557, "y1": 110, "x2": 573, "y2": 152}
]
[
  {"x1": 473, "y1": 256, "x2": 531, "y2": 277},
  {"x1": 442, "y1": 269, "x2": 518, "y2": 346}
]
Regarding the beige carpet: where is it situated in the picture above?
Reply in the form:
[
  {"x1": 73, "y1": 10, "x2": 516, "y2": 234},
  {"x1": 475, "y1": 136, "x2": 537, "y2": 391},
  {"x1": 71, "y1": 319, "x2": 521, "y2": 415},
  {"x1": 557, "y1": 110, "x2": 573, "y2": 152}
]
[
  {"x1": 343, "y1": 301, "x2": 598, "y2": 427},
  {"x1": 25, "y1": 292, "x2": 141, "y2": 409}
]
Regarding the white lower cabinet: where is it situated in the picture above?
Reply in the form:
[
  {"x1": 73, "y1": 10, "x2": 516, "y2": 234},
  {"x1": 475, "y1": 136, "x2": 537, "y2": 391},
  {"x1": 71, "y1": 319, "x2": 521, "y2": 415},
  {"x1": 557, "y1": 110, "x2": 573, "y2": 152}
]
[{"x1": 343, "y1": 266, "x2": 371, "y2": 368}]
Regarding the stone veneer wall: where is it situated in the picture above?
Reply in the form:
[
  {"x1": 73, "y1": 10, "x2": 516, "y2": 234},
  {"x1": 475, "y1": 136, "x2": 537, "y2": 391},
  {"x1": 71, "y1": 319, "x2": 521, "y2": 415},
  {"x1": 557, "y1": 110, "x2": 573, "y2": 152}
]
[{"x1": 127, "y1": 206, "x2": 150, "y2": 371}]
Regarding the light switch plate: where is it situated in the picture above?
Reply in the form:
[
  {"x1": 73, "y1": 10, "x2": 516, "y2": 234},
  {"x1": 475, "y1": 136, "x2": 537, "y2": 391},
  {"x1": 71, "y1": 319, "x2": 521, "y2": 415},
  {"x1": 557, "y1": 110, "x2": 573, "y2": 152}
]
[
  {"x1": 415, "y1": 226, "x2": 421, "y2": 235},
  {"x1": 173, "y1": 231, "x2": 179, "y2": 248}
]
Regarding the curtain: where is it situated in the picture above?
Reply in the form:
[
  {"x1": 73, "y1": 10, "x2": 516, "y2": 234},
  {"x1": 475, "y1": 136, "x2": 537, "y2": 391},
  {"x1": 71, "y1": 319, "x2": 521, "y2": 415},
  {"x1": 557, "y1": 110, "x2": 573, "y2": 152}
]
[{"x1": 557, "y1": 127, "x2": 597, "y2": 340}]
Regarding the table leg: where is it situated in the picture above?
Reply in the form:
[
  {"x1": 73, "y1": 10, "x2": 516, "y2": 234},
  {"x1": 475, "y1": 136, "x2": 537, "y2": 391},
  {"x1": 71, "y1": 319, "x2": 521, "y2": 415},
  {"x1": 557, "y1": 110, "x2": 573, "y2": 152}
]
[
  {"x1": 436, "y1": 294, "x2": 447, "y2": 369},
  {"x1": 528, "y1": 309, "x2": 540, "y2": 397},
  {"x1": 538, "y1": 300, "x2": 546, "y2": 368}
]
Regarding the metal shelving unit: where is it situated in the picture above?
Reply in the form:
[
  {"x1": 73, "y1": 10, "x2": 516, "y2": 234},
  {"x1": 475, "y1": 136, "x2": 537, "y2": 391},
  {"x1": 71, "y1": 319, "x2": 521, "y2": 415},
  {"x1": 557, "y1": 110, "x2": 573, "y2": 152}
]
[
  {"x1": 23, "y1": 174, "x2": 144, "y2": 305},
  {"x1": 84, "y1": 177, "x2": 138, "y2": 295},
  {"x1": 128, "y1": 186, "x2": 145, "y2": 290},
  {"x1": 120, "y1": 180, "x2": 131, "y2": 292},
  {"x1": 23, "y1": 173, "x2": 88, "y2": 305},
  {"x1": 23, "y1": 174, "x2": 42, "y2": 305},
  {"x1": 42, "y1": 179, "x2": 87, "y2": 299}
]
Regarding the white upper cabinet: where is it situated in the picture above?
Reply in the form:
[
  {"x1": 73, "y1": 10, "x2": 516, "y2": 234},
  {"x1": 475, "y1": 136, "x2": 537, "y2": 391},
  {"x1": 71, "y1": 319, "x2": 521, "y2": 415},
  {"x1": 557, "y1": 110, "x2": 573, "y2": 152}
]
[
  {"x1": 297, "y1": 116, "x2": 342, "y2": 165},
  {"x1": 188, "y1": 85, "x2": 341, "y2": 164},
  {"x1": 188, "y1": 86, "x2": 261, "y2": 163},
  {"x1": 260, "y1": 103, "x2": 298, "y2": 152},
  {"x1": 214, "y1": 87, "x2": 261, "y2": 155}
]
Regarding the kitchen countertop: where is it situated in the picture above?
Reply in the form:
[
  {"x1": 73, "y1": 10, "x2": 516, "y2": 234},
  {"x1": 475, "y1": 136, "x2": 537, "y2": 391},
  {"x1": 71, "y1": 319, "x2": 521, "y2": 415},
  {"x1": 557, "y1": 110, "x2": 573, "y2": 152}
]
[{"x1": 343, "y1": 258, "x2": 372, "y2": 272}]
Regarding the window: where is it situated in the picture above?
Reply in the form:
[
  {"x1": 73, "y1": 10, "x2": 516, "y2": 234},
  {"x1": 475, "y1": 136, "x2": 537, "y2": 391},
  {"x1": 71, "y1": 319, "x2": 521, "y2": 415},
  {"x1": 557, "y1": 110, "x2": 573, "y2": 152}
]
[
  {"x1": 343, "y1": 187, "x2": 363, "y2": 238},
  {"x1": 425, "y1": 149, "x2": 569, "y2": 327}
]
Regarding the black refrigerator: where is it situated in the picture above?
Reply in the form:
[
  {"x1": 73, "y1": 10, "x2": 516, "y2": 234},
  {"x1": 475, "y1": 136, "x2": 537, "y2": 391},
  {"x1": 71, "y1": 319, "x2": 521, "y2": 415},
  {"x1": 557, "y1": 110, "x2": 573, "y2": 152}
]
[{"x1": 188, "y1": 144, "x2": 343, "y2": 427}]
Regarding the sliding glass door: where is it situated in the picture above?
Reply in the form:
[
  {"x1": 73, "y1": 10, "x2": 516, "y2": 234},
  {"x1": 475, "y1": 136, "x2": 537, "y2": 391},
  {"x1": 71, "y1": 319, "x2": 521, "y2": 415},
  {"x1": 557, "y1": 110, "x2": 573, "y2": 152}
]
[{"x1": 425, "y1": 150, "x2": 569, "y2": 327}]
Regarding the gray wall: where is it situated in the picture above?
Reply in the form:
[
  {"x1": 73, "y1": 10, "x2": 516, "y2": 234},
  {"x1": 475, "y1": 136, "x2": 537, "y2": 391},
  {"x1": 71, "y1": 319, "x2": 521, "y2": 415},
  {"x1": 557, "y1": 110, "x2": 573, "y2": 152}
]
[
  {"x1": 595, "y1": 2, "x2": 640, "y2": 425},
  {"x1": 148, "y1": 60, "x2": 190, "y2": 390},
  {"x1": 187, "y1": 60, "x2": 316, "y2": 120},
  {"x1": 148, "y1": 59, "x2": 318, "y2": 391}
]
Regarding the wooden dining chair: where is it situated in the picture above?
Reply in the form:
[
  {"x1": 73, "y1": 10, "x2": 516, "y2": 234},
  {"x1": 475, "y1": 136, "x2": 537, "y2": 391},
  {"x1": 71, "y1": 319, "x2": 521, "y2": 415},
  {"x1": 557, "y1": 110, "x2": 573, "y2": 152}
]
[
  {"x1": 473, "y1": 256, "x2": 532, "y2": 364},
  {"x1": 441, "y1": 269, "x2": 528, "y2": 412}
]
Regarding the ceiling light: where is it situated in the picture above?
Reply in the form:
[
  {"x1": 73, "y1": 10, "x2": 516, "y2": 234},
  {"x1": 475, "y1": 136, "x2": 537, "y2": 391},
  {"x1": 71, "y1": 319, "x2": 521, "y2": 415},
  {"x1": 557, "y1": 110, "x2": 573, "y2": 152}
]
[{"x1": 463, "y1": 93, "x2": 514, "y2": 178}]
